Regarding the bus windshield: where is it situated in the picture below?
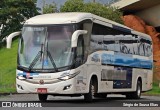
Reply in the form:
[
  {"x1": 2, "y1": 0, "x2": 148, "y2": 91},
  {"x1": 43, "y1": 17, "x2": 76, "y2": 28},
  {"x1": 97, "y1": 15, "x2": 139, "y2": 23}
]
[{"x1": 18, "y1": 25, "x2": 75, "y2": 72}]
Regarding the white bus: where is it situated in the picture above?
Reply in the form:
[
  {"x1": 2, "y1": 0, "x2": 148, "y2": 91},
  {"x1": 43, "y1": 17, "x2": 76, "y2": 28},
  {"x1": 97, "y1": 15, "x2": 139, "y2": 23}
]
[{"x1": 11, "y1": 12, "x2": 153, "y2": 102}]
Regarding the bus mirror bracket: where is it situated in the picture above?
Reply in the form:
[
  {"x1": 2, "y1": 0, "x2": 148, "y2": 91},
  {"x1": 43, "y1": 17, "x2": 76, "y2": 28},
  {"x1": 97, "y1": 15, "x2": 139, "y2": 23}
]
[
  {"x1": 71, "y1": 30, "x2": 87, "y2": 47},
  {"x1": 6, "y1": 31, "x2": 21, "y2": 49}
]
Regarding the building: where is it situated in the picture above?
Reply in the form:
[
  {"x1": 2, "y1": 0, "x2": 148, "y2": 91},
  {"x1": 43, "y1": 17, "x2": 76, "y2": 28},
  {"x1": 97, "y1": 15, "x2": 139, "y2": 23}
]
[{"x1": 112, "y1": 0, "x2": 160, "y2": 32}]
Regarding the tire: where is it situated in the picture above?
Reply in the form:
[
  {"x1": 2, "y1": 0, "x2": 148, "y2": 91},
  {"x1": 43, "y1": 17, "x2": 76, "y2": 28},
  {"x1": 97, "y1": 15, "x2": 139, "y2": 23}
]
[
  {"x1": 126, "y1": 80, "x2": 142, "y2": 99},
  {"x1": 38, "y1": 94, "x2": 48, "y2": 101},
  {"x1": 84, "y1": 80, "x2": 97, "y2": 102},
  {"x1": 94, "y1": 93, "x2": 107, "y2": 99}
]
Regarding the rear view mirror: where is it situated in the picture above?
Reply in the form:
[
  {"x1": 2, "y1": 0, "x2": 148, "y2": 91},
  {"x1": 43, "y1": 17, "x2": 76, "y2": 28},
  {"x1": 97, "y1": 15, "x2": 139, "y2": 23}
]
[
  {"x1": 71, "y1": 30, "x2": 87, "y2": 47},
  {"x1": 6, "y1": 31, "x2": 21, "y2": 48}
]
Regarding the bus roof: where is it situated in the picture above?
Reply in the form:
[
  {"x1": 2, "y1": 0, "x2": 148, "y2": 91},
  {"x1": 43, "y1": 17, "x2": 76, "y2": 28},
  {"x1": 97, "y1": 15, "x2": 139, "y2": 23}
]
[
  {"x1": 25, "y1": 12, "x2": 93, "y2": 25},
  {"x1": 25, "y1": 12, "x2": 151, "y2": 40}
]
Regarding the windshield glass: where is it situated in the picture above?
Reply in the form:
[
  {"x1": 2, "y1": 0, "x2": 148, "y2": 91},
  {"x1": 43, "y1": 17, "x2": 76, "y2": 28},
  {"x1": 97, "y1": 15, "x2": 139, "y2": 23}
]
[{"x1": 18, "y1": 25, "x2": 75, "y2": 71}]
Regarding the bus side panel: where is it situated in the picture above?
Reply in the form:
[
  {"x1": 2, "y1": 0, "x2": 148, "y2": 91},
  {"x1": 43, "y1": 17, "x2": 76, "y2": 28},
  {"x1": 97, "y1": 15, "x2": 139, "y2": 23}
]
[
  {"x1": 141, "y1": 69, "x2": 153, "y2": 91},
  {"x1": 88, "y1": 51, "x2": 153, "y2": 93}
]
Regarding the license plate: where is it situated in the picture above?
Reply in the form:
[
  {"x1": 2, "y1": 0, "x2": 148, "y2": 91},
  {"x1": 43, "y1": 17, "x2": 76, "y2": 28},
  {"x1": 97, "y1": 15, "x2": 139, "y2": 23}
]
[{"x1": 37, "y1": 88, "x2": 47, "y2": 93}]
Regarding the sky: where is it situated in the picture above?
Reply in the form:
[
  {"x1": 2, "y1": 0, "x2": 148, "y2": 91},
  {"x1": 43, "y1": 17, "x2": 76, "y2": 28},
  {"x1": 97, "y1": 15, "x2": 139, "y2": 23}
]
[{"x1": 37, "y1": 0, "x2": 113, "y2": 11}]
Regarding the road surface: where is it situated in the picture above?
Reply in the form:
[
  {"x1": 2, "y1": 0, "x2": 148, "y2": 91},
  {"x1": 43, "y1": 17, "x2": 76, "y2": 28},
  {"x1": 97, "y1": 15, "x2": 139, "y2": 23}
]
[{"x1": 0, "y1": 94, "x2": 160, "y2": 110}]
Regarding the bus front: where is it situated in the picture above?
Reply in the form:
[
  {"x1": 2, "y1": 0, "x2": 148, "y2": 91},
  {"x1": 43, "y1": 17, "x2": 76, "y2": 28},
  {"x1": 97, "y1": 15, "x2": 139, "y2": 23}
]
[{"x1": 16, "y1": 24, "x2": 86, "y2": 100}]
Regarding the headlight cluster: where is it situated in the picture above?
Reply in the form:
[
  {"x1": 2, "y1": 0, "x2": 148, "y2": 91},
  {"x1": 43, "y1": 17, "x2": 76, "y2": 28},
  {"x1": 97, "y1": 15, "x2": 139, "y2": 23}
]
[
  {"x1": 58, "y1": 71, "x2": 80, "y2": 81},
  {"x1": 17, "y1": 76, "x2": 26, "y2": 80}
]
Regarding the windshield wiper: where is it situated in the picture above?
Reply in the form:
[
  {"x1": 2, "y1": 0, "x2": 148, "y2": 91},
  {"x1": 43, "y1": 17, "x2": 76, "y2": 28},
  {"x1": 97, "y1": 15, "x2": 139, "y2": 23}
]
[
  {"x1": 28, "y1": 43, "x2": 44, "y2": 71},
  {"x1": 28, "y1": 42, "x2": 58, "y2": 72},
  {"x1": 47, "y1": 51, "x2": 58, "y2": 72},
  {"x1": 28, "y1": 51, "x2": 42, "y2": 71},
  {"x1": 46, "y1": 41, "x2": 58, "y2": 72}
]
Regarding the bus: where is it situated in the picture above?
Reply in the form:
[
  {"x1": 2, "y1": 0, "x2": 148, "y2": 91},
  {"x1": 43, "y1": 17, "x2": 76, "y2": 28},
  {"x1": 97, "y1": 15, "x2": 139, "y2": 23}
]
[{"x1": 7, "y1": 12, "x2": 153, "y2": 102}]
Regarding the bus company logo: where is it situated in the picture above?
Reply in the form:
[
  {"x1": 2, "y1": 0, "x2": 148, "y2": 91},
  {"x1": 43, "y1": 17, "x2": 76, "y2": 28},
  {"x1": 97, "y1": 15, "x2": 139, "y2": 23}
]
[
  {"x1": 2, "y1": 102, "x2": 11, "y2": 107},
  {"x1": 39, "y1": 80, "x2": 44, "y2": 84}
]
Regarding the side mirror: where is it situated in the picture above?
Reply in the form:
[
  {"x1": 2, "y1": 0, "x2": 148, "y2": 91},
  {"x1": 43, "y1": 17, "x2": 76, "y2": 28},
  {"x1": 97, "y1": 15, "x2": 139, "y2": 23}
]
[
  {"x1": 71, "y1": 30, "x2": 87, "y2": 47},
  {"x1": 6, "y1": 31, "x2": 21, "y2": 48}
]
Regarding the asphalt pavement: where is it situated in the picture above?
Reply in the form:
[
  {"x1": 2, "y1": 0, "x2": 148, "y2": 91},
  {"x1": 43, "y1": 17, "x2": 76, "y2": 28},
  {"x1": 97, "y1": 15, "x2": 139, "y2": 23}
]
[{"x1": 0, "y1": 94, "x2": 160, "y2": 110}]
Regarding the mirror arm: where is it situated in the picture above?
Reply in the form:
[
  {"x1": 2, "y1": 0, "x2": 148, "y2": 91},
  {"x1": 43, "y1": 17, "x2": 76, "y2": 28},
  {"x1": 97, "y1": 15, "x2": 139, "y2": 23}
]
[
  {"x1": 71, "y1": 30, "x2": 87, "y2": 47},
  {"x1": 6, "y1": 31, "x2": 21, "y2": 48}
]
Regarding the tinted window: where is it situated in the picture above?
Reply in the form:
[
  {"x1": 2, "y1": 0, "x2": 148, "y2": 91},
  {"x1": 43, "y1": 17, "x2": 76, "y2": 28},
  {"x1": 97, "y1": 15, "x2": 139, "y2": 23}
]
[
  {"x1": 122, "y1": 35, "x2": 134, "y2": 54},
  {"x1": 90, "y1": 35, "x2": 104, "y2": 50},
  {"x1": 145, "y1": 43, "x2": 152, "y2": 56},
  {"x1": 115, "y1": 35, "x2": 123, "y2": 52},
  {"x1": 103, "y1": 35, "x2": 115, "y2": 51},
  {"x1": 91, "y1": 23, "x2": 152, "y2": 56},
  {"x1": 132, "y1": 35, "x2": 139, "y2": 55}
]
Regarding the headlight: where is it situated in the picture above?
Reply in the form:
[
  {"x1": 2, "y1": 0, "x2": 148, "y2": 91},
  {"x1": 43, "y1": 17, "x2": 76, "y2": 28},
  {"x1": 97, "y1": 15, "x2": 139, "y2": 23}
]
[
  {"x1": 58, "y1": 71, "x2": 80, "y2": 81},
  {"x1": 17, "y1": 76, "x2": 26, "y2": 80},
  {"x1": 59, "y1": 76, "x2": 70, "y2": 80}
]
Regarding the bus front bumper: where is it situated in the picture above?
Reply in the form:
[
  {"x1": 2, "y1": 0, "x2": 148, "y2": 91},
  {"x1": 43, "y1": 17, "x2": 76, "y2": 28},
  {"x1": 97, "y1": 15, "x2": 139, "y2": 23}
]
[{"x1": 16, "y1": 78, "x2": 76, "y2": 94}]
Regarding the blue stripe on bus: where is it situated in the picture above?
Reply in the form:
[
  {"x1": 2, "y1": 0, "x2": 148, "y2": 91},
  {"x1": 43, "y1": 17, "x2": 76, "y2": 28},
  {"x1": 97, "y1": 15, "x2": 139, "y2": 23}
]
[
  {"x1": 18, "y1": 72, "x2": 39, "y2": 76},
  {"x1": 101, "y1": 53, "x2": 152, "y2": 69},
  {"x1": 112, "y1": 25, "x2": 132, "y2": 33},
  {"x1": 17, "y1": 72, "x2": 39, "y2": 79}
]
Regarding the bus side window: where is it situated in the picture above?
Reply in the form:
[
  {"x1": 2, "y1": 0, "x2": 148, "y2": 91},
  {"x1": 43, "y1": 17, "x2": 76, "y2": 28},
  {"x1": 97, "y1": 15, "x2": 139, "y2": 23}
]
[
  {"x1": 115, "y1": 35, "x2": 123, "y2": 52},
  {"x1": 123, "y1": 35, "x2": 133, "y2": 54},
  {"x1": 138, "y1": 42, "x2": 145, "y2": 56},
  {"x1": 132, "y1": 35, "x2": 139, "y2": 55},
  {"x1": 146, "y1": 43, "x2": 152, "y2": 57},
  {"x1": 103, "y1": 35, "x2": 115, "y2": 51},
  {"x1": 90, "y1": 35, "x2": 103, "y2": 50},
  {"x1": 91, "y1": 23, "x2": 112, "y2": 51},
  {"x1": 145, "y1": 42, "x2": 152, "y2": 57}
]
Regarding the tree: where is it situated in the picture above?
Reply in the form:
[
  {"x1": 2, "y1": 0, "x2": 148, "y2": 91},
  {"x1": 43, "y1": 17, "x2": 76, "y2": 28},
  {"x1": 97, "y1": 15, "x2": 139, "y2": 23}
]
[
  {"x1": 107, "y1": 0, "x2": 120, "y2": 5},
  {"x1": 43, "y1": 2, "x2": 57, "y2": 14},
  {"x1": 60, "y1": 0, "x2": 123, "y2": 24},
  {"x1": 60, "y1": 0, "x2": 84, "y2": 12},
  {"x1": 0, "y1": 0, "x2": 40, "y2": 40}
]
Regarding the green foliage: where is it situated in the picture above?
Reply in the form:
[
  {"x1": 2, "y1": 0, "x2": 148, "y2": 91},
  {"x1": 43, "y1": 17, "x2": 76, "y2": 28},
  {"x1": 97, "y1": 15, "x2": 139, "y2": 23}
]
[
  {"x1": 43, "y1": 2, "x2": 57, "y2": 14},
  {"x1": 0, "y1": 0, "x2": 40, "y2": 40},
  {"x1": 60, "y1": 0, "x2": 123, "y2": 24},
  {"x1": 0, "y1": 39, "x2": 19, "y2": 93},
  {"x1": 60, "y1": 0, "x2": 84, "y2": 12},
  {"x1": 144, "y1": 82, "x2": 160, "y2": 95}
]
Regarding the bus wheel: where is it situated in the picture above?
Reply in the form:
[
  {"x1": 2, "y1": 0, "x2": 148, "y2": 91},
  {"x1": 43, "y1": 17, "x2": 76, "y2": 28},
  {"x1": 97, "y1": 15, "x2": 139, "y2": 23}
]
[
  {"x1": 134, "y1": 80, "x2": 142, "y2": 99},
  {"x1": 84, "y1": 79, "x2": 97, "y2": 102},
  {"x1": 94, "y1": 93, "x2": 107, "y2": 99},
  {"x1": 126, "y1": 80, "x2": 142, "y2": 99},
  {"x1": 38, "y1": 94, "x2": 48, "y2": 101}
]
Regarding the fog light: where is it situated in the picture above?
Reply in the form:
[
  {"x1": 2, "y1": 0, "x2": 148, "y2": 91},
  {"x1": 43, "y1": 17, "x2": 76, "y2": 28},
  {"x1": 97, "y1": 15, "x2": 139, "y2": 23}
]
[
  {"x1": 17, "y1": 84, "x2": 24, "y2": 90},
  {"x1": 63, "y1": 84, "x2": 72, "y2": 90}
]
